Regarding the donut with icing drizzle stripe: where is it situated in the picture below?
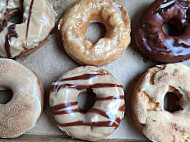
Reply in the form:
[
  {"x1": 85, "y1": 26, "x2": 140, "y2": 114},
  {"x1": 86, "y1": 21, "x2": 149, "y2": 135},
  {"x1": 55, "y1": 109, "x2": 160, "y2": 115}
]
[
  {"x1": 0, "y1": 0, "x2": 55, "y2": 58},
  {"x1": 49, "y1": 66, "x2": 125, "y2": 141}
]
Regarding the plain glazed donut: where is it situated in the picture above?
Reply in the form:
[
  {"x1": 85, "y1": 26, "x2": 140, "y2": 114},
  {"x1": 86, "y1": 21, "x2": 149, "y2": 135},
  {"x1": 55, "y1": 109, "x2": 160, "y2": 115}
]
[
  {"x1": 0, "y1": 0, "x2": 55, "y2": 58},
  {"x1": 59, "y1": 0, "x2": 131, "y2": 66},
  {"x1": 49, "y1": 66, "x2": 125, "y2": 141},
  {"x1": 132, "y1": 63, "x2": 190, "y2": 142},
  {"x1": 135, "y1": 0, "x2": 190, "y2": 63},
  {"x1": 0, "y1": 59, "x2": 44, "y2": 138}
]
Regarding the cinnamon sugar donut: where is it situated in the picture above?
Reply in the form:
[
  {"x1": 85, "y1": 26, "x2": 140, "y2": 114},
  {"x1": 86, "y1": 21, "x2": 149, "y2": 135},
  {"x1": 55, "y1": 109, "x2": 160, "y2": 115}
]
[
  {"x1": 59, "y1": 0, "x2": 131, "y2": 66},
  {"x1": 132, "y1": 64, "x2": 190, "y2": 142},
  {"x1": 0, "y1": 59, "x2": 44, "y2": 138},
  {"x1": 0, "y1": 0, "x2": 55, "y2": 58},
  {"x1": 49, "y1": 66, "x2": 125, "y2": 141}
]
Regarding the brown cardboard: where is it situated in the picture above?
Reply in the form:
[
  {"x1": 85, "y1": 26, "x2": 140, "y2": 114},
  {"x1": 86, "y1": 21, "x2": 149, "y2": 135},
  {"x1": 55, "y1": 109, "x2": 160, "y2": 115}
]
[
  {"x1": 0, "y1": 135, "x2": 146, "y2": 142},
  {"x1": 4, "y1": 0, "x2": 189, "y2": 141}
]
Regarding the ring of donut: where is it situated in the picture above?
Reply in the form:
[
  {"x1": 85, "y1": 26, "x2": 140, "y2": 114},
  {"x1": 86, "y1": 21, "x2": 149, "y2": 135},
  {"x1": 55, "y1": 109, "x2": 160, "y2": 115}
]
[
  {"x1": 49, "y1": 66, "x2": 125, "y2": 141},
  {"x1": 135, "y1": 0, "x2": 190, "y2": 63},
  {"x1": 59, "y1": 0, "x2": 131, "y2": 66},
  {"x1": 132, "y1": 64, "x2": 190, "y2": 141},
  {"x1": 0, "y1": 59, "x2": 43, "y2": 138},
  {"x1": 0, "y1": 0, "x2": 55, "y2": 58}
]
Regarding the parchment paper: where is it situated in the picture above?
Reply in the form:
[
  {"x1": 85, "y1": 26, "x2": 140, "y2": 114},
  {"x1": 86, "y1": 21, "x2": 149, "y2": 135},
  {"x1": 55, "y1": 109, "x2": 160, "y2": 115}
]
[{"x1": 13, "y1": 0, "x2": 190, "y2": 140}]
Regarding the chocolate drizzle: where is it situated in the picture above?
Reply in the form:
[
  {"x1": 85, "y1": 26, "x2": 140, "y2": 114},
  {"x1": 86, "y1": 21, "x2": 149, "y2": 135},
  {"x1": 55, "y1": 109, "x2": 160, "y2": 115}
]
[
  {"x1": 51, "y1": 102, "x2": 78, "y2": 111},
  {"x1": 57, "y1": 121, "x2": 118, "y2": 128},
  {"x1": 51, "y1": 83, "x2": 123, "y2": 92},
  {"x1": 51, "y1": 73, "x2": 123, "y2": 92},
  {"x1": 19, "y1": 0, "x2": 24, "y2": 12},
  {"x1": 0, "y1": 0, "x2": 9, "y2": 32},
  {"x1": 58, "y1": 74, "x2": 104, "y2": 82},
  {"x1": 26, "y1": 0, "x2": 34, "y2": 44},
  {"x1": 5, "y1": 24, "x2": 18, "y2": 58},
  {"x1": 51, "y1": 72, "x2": 124, "y2": 128},
  {"x1": 96, "y1": 95, "x2": 124, "y2": 101},
  {"x1": 88, "y1": 108, "x2": 121, "y2": 124},
  {"x1": 118, "y1": 104, "x2": 125, "y2": 111},
  {"x1": 53, "y1": 108, "x2": 79, "y2": 115}
]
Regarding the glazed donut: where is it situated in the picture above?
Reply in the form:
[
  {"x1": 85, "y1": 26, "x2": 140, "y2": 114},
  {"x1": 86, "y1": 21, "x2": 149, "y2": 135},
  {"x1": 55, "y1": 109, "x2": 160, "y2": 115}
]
[
  {"x1": 0, "y1": 0, "x2": 55, "y2": 58},
  {"x1": 0, "y1": 59, "x2": 43, "y2": 138},
  {"x1": 59, "y1": 0, "x2": 131, "y2": 66},
  {"x1": 135, "y1": 0, "x2": 190, "y2": 63},
  {"x1": 49, "y1": 66, "x2": 125, "y2": 141},
  {"x1": 132, "y1": 63, "x2": 190, "y2": 142}
]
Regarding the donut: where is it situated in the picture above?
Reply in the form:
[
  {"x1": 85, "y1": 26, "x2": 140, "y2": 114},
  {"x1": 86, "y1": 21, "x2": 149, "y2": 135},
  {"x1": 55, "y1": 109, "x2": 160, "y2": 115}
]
[
  {"x1": 59, "y1": 0, "x2": 131, "y2": 66},
  {"x1": 0, "y1": 0, "x2": 55, "y2": 58},
  {"x1": 0, "y1": 59, "x2": 44, "y2": 138},
  {"x1": 135, "y1": 0, "x2": 190, "y2": 63},
  {"x1": 49, "y1": 66, "x2": 125, "y2": 141},
  {"x1": 132, "y1": 63, "x2": 190, "y2": 142}
]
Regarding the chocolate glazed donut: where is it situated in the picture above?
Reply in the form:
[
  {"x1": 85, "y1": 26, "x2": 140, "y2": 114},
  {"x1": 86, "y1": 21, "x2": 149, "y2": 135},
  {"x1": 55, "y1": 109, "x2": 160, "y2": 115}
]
[{"x1": 135, "y1": 0, "x2": 190, "y2": 63}]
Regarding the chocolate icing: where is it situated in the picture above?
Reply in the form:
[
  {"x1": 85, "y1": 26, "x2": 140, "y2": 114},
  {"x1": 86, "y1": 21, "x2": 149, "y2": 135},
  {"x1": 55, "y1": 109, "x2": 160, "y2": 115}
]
[
  {"x1": 118, "y1": 104, "x2": 125, "y2": 111},
  {"x1": 0, "y1": 0, "x2": 9, "y2": 32},
  {"x1": 0, "y1": 0, "x2": 25, "y2": 58},
  {"x1": 51, "y1": 73, "x2": 123, "y2": 92},
  {"x1": 51, "y1": 102, "x2": 78, "y2": 111},
  {"x1": 5, "y1": 24, "x2": 18, "y2": 58},
  {"x1": 53, "y1": 108, "x2": 79, "y2": 115},
  {"x1": 88, "y1": 108, "x2": 121, "y2": 123},
  {"x1": 51, "y1": 83, "x2": 123, "y2": 92},
  {"x1": 96, "y1": 95, "x2": 124, "y2": 101},
  {"x1": 51, "y1": 100, "x2": 122, "y2": 128},
  {"x1": 57, "y1": 121, "x2": 118, "y2": 128},
  {"x1": 135, "y1": 0, "x2": 190, "y2": 63},
  {"x1": 57, "y1": 73, "x2": 104, "y2": 82},
  {"x1": 19, "y1": 0, "x2": 24, "y2": 13},
  {"x1": 26, "y1": 0, "x2": 34, "y2": 43}
]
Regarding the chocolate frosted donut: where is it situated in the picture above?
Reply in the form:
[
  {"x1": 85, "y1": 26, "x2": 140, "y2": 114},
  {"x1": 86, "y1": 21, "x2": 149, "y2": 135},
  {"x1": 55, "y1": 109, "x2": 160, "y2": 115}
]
[
  {"x1": 0, "y1": 0, "x2": 55, "y2": 58},
  {"x1": 135, "y1": 0, "x2": 190, "y2": 63},
  {"x1": 49, "y1": 66, "x2": 125, "y2": 141}
]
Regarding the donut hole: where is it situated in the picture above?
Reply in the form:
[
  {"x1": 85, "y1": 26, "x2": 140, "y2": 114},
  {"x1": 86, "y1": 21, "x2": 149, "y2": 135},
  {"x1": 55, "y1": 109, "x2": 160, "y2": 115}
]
[
  {"x1": 77, "y1": 89, "x2": 96, "y2": 113},
  {"x1": 0, "y1": 89, "x2": 13, "y2": 104},
  {"x1": 8, "y1": 13, "x2": 23, "y2": 24},
  {"x1": 164, "y1": 92, "x2": 182, "y2": 113},
  {"x1": 85, "y1": 22, "x2": 107, "y2": 43},
  {"x1": 162, "y1": 18, "x2": 185, "y2": 36},
  {"x1": 188, "y1": 18, "x2": 190, "y2": 24},
  {"x1": 187, "y1": 10, "x2": 190, "y2": 24}
]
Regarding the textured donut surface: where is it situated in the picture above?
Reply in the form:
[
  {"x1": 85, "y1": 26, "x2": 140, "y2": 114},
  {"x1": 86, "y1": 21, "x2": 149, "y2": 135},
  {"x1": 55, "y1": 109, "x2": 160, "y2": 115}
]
[
  {"x1": 132, "y1": 63, "x2": 190, "y2": 142},
  {"x1": 50, "y1": 66, "x2": 125, "y2": 141},
  {"x1": 0, "y1": 0, "x2": 55, "y2": 58},
  {"x1": 59, "y1": 0, "x2": 131, "y2": 66},
  {"x1": 0, "y1": 59, "x2": 43, "y2": 138},
  {"x1": 135, "y1": 0, "x2": 190, "y2": 63}
]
